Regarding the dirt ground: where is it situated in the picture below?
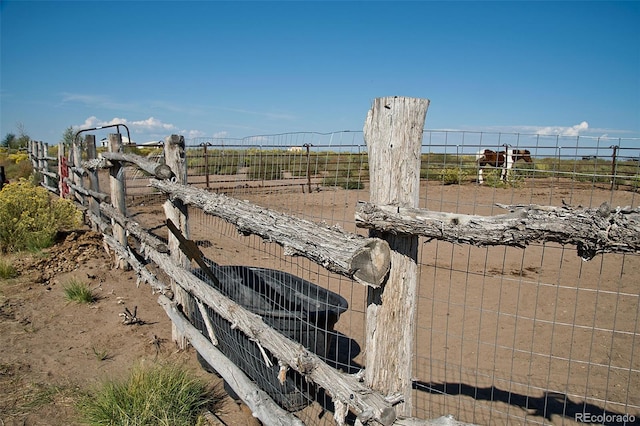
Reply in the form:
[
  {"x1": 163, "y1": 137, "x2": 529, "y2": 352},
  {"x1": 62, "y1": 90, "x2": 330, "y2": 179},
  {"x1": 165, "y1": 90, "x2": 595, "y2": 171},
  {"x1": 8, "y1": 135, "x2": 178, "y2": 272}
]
[
  {"x1": 0, "y1": 229, "x2": 260, "y2": 426},
  {"x1": 1, "y1": 175, "x2": 639, "y2": 426}
]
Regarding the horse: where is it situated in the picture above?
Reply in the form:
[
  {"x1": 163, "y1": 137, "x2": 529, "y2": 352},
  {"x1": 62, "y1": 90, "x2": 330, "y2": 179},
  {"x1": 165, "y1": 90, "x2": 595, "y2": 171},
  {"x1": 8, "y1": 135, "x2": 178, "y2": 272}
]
[{"x1": 476, "y1": 149, "x2": 533, "y2": 184}]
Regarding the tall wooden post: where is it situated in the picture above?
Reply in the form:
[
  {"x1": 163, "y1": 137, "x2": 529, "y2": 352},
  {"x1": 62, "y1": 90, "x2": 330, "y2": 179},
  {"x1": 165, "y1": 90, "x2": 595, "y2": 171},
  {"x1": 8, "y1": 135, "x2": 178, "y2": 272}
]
[
  {"x1": 42, "y1": 142, "x2": 50, "y2": 189},
  {"x1": 58, "y1": 141, "x2": 69, "y2": 198},
  {"x1": 610, "y1": 144, "x2": 619, "y2": 190},
  {"x1": 29, "y1": 140, "x2": 38, "y2": 170},
  {"x1": 72, "y1": 138, "x2": 85, "y2": 205},
  {"x1": 305, "y1": 143, "x2": 312, "y2": 193},
  {"x1": 108, "y1": 133, "x2": 129, "y2": 269},
  {"x1": 164, "y1": 134, "x2": 191, "y2": 349},
  {"x1": 85, "y1": 135, "x2": 100, "y2": 228},
  {"x1": 202, "y1": 143, "x2": 210, "y2": 189},
  {"x1": 363, "y1": 96, "x2": 430, "y2": 417}
]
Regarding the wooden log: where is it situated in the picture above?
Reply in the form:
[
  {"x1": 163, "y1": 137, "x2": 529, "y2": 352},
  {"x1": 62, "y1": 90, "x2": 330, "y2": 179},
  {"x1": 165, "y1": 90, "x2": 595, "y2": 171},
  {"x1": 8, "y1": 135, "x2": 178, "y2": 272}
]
[
  {"x1": 58, "y1": 141, "x2": 67, "y2": 198},
  {"x1": 363, "y1": 96, "x2": 430, "y2": 417},
  {"x1": 69, "y1": 165, "x2": 88, "y2": 177},
  {"x1": 29, "y1": 140, "x2": 38, "y2": 169},
  {"x1": 41, "y1": 142, "x2": 52, "y2": 189},
  {"x1": 108, "y1": 133, "x2": 129, "y2": 269},
  {"x1": 41, "y1": 183, "x2": 59, "y2": 194},
  {"x1": 63, "y1": 177, "x2": 110, "y2": 203},
  {"x1": 163, "y1": 134, "x2": 191, "y2": 349},
  {"x1": 148, "y1": 179, "x2": 391, "y2": 287},
  {"x1": 85, "y1": 135, "x2": 101, "y2": 226},
  {"x1": 140, "y1": 244, "x2": 396, "y2": 426},
  {"x1": 40, "y1": 170, "x2": 58, "y2": 179},
  {"x1": 157, "y1": 295, "x2": 305, "y2": 426},
  {"x1": 356, "y1": 201, "x2": 640, "y2": 260},
  {"x1": 102, "y1": 233, "x2": 167, "y2": 293},
  {"x1": 101, "y1": 151, "x2": 174, "y2": 179},
  {"x1": 82, "y1": 157, "x2": 113, "y2": 170},
  {"x1": 71, "y1": 139, "x2": 85, "y2": 206},
  {"x1": 99, "y1": 203, "x2": 169, "y2": 253}
]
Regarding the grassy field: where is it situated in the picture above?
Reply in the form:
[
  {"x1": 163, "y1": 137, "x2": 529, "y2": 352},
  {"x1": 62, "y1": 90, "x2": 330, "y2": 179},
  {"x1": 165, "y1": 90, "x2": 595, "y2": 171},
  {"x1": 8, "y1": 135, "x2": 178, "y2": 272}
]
[{"x1": 181, "y1": 148, "x2": 640, "y2": 190}]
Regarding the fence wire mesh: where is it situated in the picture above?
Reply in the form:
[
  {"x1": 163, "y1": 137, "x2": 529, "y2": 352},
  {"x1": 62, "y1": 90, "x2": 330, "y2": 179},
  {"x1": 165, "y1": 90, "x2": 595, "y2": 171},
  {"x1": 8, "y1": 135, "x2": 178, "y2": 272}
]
[{"x1": 122, "y1": 130, "x2": 638, "y2": 425}]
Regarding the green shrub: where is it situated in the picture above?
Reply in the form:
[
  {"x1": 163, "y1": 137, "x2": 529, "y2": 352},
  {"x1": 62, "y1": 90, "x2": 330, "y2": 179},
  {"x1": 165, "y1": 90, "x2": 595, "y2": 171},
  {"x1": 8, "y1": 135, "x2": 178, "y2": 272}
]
[
  {"x1": 0, "y1": 179, "x2": 82, "y2": 252},
  {"x1": 63, "y1": 279, "x2": 96, "y2": 304},
  {"x1": 438, "y1": 167, "x2": 469, "y2": 185},
  {"x1": 77, "y1": 363, "x2": 219, "y2": 426}
]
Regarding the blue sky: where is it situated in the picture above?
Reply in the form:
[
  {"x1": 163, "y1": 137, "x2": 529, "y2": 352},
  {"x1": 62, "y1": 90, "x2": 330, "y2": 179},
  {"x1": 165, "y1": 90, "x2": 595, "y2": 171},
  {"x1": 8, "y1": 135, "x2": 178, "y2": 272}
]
[{"x1": 1, "y1": 1, "x2": 639, "y2": 145}]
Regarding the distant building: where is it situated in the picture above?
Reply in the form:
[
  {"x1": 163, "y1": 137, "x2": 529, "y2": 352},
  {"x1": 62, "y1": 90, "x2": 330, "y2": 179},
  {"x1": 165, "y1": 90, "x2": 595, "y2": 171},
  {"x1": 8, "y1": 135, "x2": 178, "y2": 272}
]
[{"x1": 100, "y1": 136, "x2": 134, "y2": 147}]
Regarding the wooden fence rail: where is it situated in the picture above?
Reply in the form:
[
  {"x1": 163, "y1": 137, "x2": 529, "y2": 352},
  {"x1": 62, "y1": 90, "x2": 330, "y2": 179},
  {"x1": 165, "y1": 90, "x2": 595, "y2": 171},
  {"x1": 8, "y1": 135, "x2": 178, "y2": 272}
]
[
  {"x1": 26, "y1": 106, "x2": 640, "y2": 425},
  {"x1": 355, "y1": 200, "x2": 640, "y2": 260},
  {"x1": 27, "y1": 127, "x2": 414, "y2": 425}
]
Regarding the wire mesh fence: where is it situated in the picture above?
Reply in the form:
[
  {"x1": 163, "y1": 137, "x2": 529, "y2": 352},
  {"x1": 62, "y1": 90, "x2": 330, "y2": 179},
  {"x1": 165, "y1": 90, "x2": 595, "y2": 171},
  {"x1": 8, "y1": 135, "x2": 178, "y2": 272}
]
[{"x1": 120, "y1": 130, "x2": 638, "y2": 425}]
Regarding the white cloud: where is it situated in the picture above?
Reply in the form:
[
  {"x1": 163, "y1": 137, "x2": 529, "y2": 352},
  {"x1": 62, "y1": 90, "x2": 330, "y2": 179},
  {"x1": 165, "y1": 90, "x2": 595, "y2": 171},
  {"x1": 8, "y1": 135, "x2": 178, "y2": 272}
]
[
  {"x1": 467, "y1": 121, "x2": 592, "y2": 137},
  {"x1": 183, "y1": 129, "x2": 206, "y2": 139},
  {"x1": 74, "y1": 116, "x2": 178, "y2": 133},
  {"x1": 533, "y1": 121, "x2": 589, "y2": 136},
  {"x1": 212, "y1": 131, "x2": 228, "y2": 138}
]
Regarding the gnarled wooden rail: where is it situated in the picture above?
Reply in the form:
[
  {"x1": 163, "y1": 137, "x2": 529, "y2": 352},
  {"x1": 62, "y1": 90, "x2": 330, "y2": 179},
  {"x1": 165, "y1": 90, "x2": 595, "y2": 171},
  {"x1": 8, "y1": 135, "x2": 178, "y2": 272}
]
[
  {"x1": 149, "y1": 179, "x2": 391, "y2": 287},
  {"x1": 82, "y1": 152, "x2": 173, "y2": 180},
  {"x1": 355, "y1": 201, "x2": 640, "y2": 260}
]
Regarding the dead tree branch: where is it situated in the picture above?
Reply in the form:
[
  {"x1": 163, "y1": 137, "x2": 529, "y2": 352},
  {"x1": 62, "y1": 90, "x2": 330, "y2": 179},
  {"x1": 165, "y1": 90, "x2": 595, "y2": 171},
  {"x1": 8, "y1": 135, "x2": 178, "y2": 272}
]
[{"x1": 355, "y1": 201, "x2": 640, "y2": 260}]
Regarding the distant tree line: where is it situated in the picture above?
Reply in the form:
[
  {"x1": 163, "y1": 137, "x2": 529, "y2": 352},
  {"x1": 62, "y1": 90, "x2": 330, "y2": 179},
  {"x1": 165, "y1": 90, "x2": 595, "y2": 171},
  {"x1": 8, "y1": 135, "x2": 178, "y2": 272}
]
[{"x1": 1, "y1": 123, "x2": 31, "y2": 149}]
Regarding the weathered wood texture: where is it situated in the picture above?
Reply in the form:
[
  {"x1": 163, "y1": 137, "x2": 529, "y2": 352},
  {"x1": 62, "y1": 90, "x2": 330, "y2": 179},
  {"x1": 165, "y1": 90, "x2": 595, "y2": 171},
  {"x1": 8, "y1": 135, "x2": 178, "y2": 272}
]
[
  {"x1": 108, "y1": 134, "x2": 129, "y2": 269},
  {"x1": 140, "y1": 244, "x2": 396, "y2": 426},
  {"x1": 58, "y1": 141, "x2": 67, "y2": 197},
  {"x1": 97, "y1": 151, "x2": 174, "y2": 179},
  {"x1": 363, "y1": 96, "x2": 430, "y2": 417},
  {"x1": 84, "y1": 135, "x2": 101, "y2": 226},
  {"x1": 158, "y1": 295, "x2": 305, "y2": 426},
  {"x1": 100, "y1": 203, "x2": 169, "y2": 254},
  {"x1": 71, "y1": 138, "x2": 85, "y2": 205},
  {"x1": 149, "y1": 179, "x2": 391, "y2": 287},
  {"x1": 63, "y1": 178, "x2": 110, "y2": 203},
  {"x1": 163, "y1": 134, "x2": 191, "y2": 349},
  {"x1": 356, "y1": 201, "x2": 640, "y2": 260},
  {"x1": 91, "y1": 196, "x2": 396, "y2": 425}
]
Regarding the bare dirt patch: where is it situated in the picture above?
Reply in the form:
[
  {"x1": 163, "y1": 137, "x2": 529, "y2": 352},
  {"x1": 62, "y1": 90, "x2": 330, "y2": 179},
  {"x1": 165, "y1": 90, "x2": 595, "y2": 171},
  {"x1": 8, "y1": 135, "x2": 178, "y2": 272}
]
[{"x1": 0, "y1": 229, "x2": 258, "y2": 426}]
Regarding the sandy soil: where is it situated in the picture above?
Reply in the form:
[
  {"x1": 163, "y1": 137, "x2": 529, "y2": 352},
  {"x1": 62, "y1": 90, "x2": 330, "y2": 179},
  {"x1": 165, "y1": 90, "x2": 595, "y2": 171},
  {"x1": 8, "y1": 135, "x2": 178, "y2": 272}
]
[
  {"x1": 0, "y1": 230, "x2": 259, "y2": 426},
  {"x1": 2, "y1": 175, "x2": 639, "y2": 425}
]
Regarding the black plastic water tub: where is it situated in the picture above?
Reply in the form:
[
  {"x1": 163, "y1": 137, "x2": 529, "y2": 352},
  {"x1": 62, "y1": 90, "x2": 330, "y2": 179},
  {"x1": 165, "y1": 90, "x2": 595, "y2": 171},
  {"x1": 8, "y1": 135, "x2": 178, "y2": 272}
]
[{"x1": 190, "y1": 261, "x2": 348, "y2": 411}]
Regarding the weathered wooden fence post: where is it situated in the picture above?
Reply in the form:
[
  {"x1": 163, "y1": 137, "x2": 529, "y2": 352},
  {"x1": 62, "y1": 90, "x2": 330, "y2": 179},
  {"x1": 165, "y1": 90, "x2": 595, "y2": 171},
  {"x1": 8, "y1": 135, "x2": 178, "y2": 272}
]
[
  {"x1": 203, "y1": 143, "x2": 210, "y2": 189},
  {"x1": 108, "y1": 133, "x2": 129, "y2": 269},
  {"x1": 29, "y1": 140, "x2": 38, "y2": 170},
  {"x1": 164, "y1": 134, "x2": 191, "y2": 349},
  {"x1": 58, "y1": 141, "x2": 69, "y2": 198},
  {"x1": 611, "y1": 144, "x2": 619, "y2": 190},
  {"x1": 85, "y1": 135, "x2": 101, "y2": 228},
  {"x1": 71, "y1": 138, "x2": 85, "y2": 205},
  {"x1": 35, "y1": 141, "x2": 44, "y2": 183},
  {"x1": 41, "y1": 142, "x2": 49, "y2": 188},
  {"x1": 363, "y1": 96, "x2": 430, "y2": 417}
]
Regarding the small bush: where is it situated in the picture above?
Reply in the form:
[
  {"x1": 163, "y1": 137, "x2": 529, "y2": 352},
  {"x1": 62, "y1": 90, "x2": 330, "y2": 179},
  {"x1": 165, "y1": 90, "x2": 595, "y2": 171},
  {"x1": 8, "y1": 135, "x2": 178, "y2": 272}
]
[
  {"x1": 0, "y1": 179, "x2": 82, "y2": 252},
  {"x1": 63, "y1": 279, "x2": 96, "y2": 304},
  {"x1": 438, "y1": 167, "x2": 469, "y2": 185},
  {"x1": 322, "y1": 175, "x2": 364, "y2": 190},
  {"x1": 0, "y1": 258, "x2": 17, "y2": 279},
  {"x1": 77, "y1": 363, "x2": 219, "y2": 426}
]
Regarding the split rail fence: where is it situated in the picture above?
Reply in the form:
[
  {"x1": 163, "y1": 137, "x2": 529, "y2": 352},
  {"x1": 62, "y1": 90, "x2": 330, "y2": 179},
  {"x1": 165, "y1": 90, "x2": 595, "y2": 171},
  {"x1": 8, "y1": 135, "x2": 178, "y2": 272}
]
[{"x1": 27, "y1": 96, "x2": 640, "y2": 426}]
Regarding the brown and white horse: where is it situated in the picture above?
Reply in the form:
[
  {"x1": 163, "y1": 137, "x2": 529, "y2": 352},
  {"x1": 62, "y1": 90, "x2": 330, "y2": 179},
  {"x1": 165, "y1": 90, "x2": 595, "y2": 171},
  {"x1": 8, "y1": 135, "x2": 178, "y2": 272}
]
[{"x1": 476, "y1": 149, "x2": 533, "y2": 184}]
